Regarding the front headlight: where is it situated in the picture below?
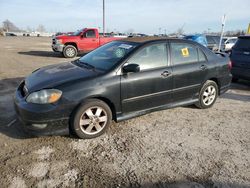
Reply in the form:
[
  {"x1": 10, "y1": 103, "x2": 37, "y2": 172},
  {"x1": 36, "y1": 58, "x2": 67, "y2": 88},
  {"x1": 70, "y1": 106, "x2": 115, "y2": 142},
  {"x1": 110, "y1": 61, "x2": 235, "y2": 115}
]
[
  {"x1": 26, "y1": 89, "x2": 62, "y2": 104},
  {"x1": 56, "y1": 39, "x2": 62, "y2": 44}
]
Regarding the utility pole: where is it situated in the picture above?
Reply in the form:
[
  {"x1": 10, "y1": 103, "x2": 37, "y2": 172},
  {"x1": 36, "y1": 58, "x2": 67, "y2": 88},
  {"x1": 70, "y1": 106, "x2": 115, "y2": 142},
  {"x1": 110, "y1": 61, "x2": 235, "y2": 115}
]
[
  {"x1": 219, "y1": 14, "x2": 226, "y2": 52},
  {"x1": 103, "y1": 0, "x2": 105, "y2": 36}
]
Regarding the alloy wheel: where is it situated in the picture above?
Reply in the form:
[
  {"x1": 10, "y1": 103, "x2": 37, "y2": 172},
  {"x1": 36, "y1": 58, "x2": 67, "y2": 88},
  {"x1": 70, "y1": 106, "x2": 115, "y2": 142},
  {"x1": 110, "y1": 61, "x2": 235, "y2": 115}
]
[
  {"x1": 66, "y1": 48, "x2": 75, "y2": 57},
  {"x1": 79, "y1": 106, "x2": 108, "y2": 135},
  {"x1": 202, "y1": 85, "x2": 216, "y2": 106}
]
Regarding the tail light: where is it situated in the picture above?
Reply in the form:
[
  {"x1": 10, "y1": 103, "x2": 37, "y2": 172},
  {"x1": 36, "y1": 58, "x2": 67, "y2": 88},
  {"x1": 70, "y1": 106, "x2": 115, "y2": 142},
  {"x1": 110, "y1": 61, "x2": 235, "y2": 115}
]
[{"x1": 228, "y1": 60, "x2": 232, "y2": 70}]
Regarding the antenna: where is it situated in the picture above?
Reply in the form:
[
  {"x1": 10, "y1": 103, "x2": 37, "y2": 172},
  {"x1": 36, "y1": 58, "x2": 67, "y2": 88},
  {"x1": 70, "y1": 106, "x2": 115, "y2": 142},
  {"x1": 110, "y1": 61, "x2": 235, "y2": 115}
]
[
  {"x1": 219, "y1": 14, "x2": 226, "y2": 52},
  {"x1": 103, "y1": 0, "x2": 105, "y2": 36}
]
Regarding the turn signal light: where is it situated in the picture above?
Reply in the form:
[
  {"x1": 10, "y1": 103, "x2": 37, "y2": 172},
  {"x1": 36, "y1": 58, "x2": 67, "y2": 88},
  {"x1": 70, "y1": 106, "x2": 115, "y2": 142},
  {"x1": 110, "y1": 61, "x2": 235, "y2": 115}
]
[{"x1": 228, "y1": 61, "x2": 232, "y2": 70}]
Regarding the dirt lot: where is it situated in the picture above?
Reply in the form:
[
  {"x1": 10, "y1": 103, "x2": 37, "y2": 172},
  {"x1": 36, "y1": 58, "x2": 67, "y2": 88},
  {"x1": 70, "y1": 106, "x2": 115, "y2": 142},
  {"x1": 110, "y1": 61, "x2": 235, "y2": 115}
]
[{"x1": 0, "y1": 37, "x2": 249, "y2": 188}]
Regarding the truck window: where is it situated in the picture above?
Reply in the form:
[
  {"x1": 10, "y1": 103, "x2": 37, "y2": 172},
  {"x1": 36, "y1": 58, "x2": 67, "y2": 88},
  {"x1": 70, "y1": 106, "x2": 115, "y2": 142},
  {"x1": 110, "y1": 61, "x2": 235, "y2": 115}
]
[{"x1": 85, "y1": 30, "x2": 96, "y2": 38}]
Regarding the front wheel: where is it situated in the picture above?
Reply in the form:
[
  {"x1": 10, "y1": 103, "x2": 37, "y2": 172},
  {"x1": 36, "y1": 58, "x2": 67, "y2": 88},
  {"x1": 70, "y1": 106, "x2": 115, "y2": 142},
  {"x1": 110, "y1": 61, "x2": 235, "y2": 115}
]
[
  {"x1": 232, "y1": 77, "x2": 238, "y2": 82},
  {"x1": 195, "y1": 80, "x2": 218, "y2": 109},
  {"x1": 71, "y1": 99, "x2": 112, "y2": 139},
  {"x1": 63, "y1": 45, "x2": 77, "y2": 58}
]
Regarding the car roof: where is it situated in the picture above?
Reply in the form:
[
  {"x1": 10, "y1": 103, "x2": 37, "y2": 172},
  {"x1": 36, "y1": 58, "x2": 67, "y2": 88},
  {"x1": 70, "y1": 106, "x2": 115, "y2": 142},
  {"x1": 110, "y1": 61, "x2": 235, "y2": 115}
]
[
  {"x1": 119, "y1": 37, "x2": 208, "y2": 48},
  {"x1": 238, "y1": 35, "x2": 250, "y2": 39},
  {"x1": 119, "y1": 36, "x2": 202, "y2": 45},
  {"x1": 120, "y1": 37, "x2": 170, "y2": 43}
]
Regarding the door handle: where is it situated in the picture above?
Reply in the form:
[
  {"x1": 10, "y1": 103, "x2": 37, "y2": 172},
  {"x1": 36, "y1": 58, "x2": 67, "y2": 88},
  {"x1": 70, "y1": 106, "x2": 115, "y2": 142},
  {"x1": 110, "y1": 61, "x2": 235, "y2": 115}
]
[
  {"x1": 92, "y1": 39, "x2": 96, "y2": 42},
  {"x1": 200, "y1": 65, "x2": 207, "y2": 70},
  {"x1": 161, "y1": 71, "x2": 171, "y2": 77}
]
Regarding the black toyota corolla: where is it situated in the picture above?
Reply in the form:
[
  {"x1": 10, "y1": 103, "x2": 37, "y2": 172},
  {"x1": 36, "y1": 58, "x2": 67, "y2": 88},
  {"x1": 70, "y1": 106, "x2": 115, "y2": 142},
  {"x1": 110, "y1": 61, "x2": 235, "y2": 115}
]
[{"x1": 14, "y1": 37, "x2": 232, "y2": 139}]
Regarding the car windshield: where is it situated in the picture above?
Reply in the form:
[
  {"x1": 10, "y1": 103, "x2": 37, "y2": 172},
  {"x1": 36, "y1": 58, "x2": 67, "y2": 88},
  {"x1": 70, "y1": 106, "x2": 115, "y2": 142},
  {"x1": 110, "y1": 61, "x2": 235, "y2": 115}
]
[
  {"x1": 233, "y1": 38, "x2": 250, "y2": 50},
  {"x1": 72, "y1": 28, "x2": 85, "y2": 36},
  {"x1": 77, "y1": 41, "x2": 138, "y2": 71}
]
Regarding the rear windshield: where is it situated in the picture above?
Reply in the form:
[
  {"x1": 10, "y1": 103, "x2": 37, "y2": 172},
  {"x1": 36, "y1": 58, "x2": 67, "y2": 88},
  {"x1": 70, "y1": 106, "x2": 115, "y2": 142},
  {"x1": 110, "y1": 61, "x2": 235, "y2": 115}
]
[
  {"x1": 233, "y1": 38, "x2": 250, "y2": 50},
  {"x1": 212, "y1": 36, "x2": 220, "y2": 43}
]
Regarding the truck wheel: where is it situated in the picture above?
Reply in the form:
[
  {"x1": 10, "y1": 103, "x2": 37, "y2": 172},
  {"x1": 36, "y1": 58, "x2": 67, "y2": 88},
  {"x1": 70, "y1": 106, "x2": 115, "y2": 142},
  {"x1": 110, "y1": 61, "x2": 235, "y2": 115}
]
[
  {"x1": 63, "y1": 45, "x2": 77, "y2": 58},
  {"x1": 232, "y1": 77, "x2": 238, "y2": 82},
  {"x1": 71, "y1": 99, "x2": 112, "y2": 139},
  {"x1": 195, "y1": 80, "x2": 218, "y2": 109}
]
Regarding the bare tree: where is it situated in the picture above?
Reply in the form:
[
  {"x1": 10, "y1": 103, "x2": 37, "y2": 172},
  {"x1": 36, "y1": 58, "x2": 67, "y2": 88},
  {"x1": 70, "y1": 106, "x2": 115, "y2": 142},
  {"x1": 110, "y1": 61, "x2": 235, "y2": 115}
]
[
  {"x1": 2, "y1": 19, "x2": 20, "y2": 32},
  {"x1": 37, "y1": 24, "x2": 46, "y2": 32}
]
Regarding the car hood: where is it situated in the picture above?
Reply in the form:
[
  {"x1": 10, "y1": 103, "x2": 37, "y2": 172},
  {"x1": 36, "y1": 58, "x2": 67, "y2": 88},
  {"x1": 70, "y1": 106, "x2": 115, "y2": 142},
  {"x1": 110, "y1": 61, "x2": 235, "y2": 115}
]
[
  {"x1": 56, "y1": 35, "x2": 79, "y2": 40},
  {"x1": 25, "y1": 62, "x2": 100, "y2": 92}
]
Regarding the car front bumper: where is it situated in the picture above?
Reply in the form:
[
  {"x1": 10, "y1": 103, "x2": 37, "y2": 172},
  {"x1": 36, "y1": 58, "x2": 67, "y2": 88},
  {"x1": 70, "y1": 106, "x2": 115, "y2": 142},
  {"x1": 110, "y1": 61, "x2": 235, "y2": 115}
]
[
  {"x1": 14, "y1": 82, "x2": 75, "y2": 136},
  {"x1": 52, "y1": 44, "x2": 64, "y2": 52}
]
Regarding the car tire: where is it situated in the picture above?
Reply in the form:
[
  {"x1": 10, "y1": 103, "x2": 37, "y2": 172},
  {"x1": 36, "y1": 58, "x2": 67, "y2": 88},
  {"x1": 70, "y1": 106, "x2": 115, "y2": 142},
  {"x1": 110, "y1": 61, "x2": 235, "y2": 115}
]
[
  {"x1": 63, "y1": 45, "x2": 77, "y2": 58},
  {"x1": 195, "y1": 80, "x2": 218, "y2": 109},
  {"x1": 232, "y1": 77, "x2": 238, "y2": 82},
  {"x1": 71, "y1": 99, "x2": 112, "y2": 139}
]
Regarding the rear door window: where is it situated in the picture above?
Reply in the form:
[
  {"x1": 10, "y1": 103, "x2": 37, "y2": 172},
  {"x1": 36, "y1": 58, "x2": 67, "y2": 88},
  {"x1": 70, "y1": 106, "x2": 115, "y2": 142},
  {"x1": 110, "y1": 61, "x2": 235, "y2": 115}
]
[
  {"x1": 170, "y1": 43, "x2": 198, "y2": 65},
  {"x1": 198, "y1": 48, "x2": 207, "y2": 62}
]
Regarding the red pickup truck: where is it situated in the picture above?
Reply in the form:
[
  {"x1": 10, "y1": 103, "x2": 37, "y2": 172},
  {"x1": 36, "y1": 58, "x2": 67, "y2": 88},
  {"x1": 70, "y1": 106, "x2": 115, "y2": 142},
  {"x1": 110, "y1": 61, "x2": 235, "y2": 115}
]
[{"x1": 52, "y1": 28, "x2": 122, "y2": 58}]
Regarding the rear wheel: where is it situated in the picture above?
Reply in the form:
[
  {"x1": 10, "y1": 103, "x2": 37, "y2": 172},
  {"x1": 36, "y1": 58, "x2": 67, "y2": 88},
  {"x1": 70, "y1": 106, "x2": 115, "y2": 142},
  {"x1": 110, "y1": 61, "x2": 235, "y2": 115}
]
[
  {"x1": 71, "y1": 99, "x2": 112, "y2": 139},
  {"x1": 63, "y1": 45, "x2": 77, "y2": 58},
  {"x1": 232, "y1": 77, "x2": 238, "y2": 82},
  {"x1": 195, "y1": 80, "x2": 218, "y2": 109}
]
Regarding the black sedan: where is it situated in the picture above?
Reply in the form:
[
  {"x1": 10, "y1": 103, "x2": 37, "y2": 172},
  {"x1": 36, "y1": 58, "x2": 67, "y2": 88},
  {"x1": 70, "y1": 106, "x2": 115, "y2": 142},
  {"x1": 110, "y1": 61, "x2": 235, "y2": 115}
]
[{"x1": 14, "y1": 37, "x2": 232, "y2": 139}]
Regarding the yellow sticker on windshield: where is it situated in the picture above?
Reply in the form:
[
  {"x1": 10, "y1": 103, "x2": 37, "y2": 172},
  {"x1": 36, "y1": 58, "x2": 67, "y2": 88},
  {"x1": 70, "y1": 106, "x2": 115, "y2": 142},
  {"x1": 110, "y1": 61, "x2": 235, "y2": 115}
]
[{"x1": 181, "y1": 48, "x2": 189, "y2": 57}]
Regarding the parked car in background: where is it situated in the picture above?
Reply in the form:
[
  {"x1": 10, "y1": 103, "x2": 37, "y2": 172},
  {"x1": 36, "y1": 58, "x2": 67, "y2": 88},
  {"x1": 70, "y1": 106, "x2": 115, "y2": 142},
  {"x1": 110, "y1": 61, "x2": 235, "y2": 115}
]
[
  {"x1": 54, "y1": 32, "x2": 74, "y2": 37},
  {"x1": 5, "y1": 32, "x2": 17, "y2": 36},
  {"x1": 230, "y1": 35, "x2": 250, "y2": 81},
  {"x1": 23, "y1": 32, "x2": 41, "y2": 37},
  {"x1": 224, "y1": 37, "x2": 237, "y2": 52},
  {"x1": 184, "y1": 34, "x2": 207, "y2": 47},
  {"x1": 206, "y1": 35, "x2": 225, "y2": 52},
  {"x1": 15, "y1": 37, "x2": 232, "y2": 139},
  {"x1": 184, "y1": 34, "x2": 225, "y2": 52},
  {"x1": 52, "y1": 28, "x2": 122, "y2": 58}
]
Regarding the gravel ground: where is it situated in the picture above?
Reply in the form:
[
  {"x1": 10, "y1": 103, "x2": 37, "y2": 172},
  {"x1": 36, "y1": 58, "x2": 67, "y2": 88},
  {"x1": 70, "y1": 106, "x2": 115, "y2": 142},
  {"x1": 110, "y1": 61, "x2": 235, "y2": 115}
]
[{"x1": 0, "y1": 37, "x2": 249, "y2": 188}]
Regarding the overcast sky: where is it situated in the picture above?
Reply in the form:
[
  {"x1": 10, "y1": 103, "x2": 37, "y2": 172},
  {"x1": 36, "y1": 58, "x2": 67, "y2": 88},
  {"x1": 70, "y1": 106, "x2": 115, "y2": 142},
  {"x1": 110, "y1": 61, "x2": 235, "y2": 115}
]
[{"x1": 0, "y1": 0, "x2": 249, "y2": 34}]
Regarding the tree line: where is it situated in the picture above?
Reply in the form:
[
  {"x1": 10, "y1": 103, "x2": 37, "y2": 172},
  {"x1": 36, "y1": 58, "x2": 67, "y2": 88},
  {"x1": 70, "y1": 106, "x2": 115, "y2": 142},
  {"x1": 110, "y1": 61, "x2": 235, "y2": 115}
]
[
  {"x1": 0, "y1": 19, "x2": 246, "y2": 37},
  {"x1": 0, "y1": 19, "x2": 46, "y2": 33}
]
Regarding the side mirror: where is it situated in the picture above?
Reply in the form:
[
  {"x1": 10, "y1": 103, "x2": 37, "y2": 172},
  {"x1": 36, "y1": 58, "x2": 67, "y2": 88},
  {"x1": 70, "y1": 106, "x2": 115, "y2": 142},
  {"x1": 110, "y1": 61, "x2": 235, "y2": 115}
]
[
  {"x1": 81, "y1": 32, "x2": 86, "y2": 38},
  {"x1": 122, "y1": 64, "x2": 140, "y2": 74}
]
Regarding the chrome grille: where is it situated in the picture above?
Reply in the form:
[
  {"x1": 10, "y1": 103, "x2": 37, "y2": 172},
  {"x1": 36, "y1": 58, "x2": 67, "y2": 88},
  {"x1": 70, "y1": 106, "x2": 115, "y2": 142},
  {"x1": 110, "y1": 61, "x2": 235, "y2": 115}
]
[{"x1": 20, "y1": 83, "x2": 29, "y2": 97}]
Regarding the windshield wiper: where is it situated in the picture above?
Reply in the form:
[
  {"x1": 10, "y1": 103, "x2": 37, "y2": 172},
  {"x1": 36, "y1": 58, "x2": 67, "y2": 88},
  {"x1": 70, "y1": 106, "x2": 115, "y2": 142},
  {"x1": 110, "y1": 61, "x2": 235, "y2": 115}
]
[
  {"x1": 81, "y1": 62, "x2": 96, "y2": 70},
  {"x1": 74, "y1": 59, "x2": 96, "y2": 70}
]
